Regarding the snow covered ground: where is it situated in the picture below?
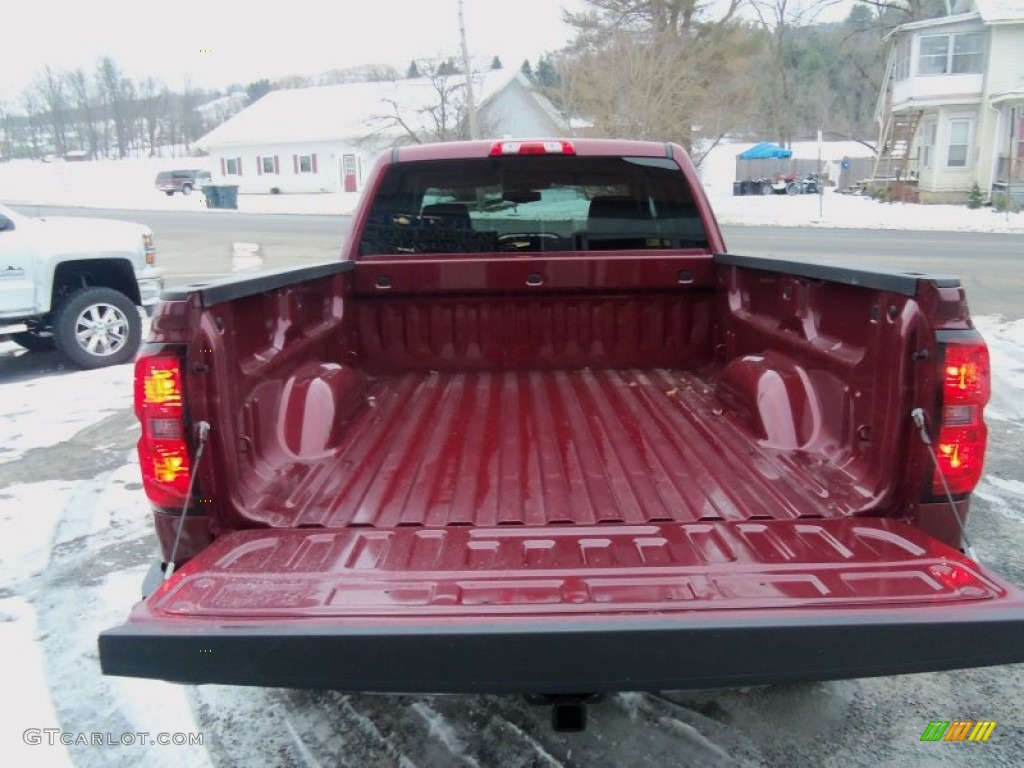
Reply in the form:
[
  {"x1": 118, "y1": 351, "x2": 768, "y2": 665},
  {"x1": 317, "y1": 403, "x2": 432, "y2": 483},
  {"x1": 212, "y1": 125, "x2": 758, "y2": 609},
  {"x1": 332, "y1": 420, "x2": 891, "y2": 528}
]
[
  {"x1": 1, "y1": 316, "x2": 1023, "y2": 767},
  {"x1": 2, "y1": 142, "x2": 1023, "y2": 232}
]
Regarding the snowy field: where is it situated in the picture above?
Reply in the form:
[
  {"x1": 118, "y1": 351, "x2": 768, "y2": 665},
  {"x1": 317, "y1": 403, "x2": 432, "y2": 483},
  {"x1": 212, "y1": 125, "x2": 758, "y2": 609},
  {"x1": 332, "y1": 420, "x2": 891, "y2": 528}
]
[{"x1": 2, "y1": 142, "x2": 1023, "y2": 232}]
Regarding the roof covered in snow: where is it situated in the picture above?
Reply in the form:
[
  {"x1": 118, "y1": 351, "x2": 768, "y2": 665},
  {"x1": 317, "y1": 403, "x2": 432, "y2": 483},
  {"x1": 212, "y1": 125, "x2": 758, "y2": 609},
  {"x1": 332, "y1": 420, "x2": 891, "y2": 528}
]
[
  {"x1": 974, "y1": 0, "x2": 1024, "y2": 23},
  {"x1": 196, "y1": 70, "x2": 547, "y2": 150}
]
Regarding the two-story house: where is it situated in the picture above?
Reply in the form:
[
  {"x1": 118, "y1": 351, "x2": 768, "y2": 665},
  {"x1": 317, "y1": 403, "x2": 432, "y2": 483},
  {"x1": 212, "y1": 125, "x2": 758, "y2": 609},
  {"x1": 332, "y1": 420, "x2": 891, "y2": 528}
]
[{"x1": 874, "y1": 0, "x2": 1024, "y2": 204}]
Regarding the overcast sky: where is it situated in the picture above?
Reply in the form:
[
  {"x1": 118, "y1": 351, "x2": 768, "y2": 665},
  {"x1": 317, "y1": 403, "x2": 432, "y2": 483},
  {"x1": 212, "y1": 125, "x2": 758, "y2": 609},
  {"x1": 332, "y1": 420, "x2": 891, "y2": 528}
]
[
  {"x1": 3, "y1": 0, "x2": 856, "y2": 103},
  {"x1": 2, "y1": 0, "x2": 590, "y2": 100}
]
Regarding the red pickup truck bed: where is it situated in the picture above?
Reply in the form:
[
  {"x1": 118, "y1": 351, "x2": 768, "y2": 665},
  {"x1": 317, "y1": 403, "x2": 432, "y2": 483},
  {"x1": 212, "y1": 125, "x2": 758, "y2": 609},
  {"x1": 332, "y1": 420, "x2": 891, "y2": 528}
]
[
  {"x1": 251, "y1": 368, "x2": 866, "y2": 528},
  {"x1": 101, "y1": 139, "x2": 1024, "y2": 700}
]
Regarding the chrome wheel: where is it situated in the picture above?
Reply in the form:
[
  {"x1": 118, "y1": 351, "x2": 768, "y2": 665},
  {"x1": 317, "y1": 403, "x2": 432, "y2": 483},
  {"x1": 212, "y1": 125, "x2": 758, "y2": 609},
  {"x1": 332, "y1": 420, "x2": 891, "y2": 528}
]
[{"x1": 73, "y1": 301, "x2": 131, "y2": 357}]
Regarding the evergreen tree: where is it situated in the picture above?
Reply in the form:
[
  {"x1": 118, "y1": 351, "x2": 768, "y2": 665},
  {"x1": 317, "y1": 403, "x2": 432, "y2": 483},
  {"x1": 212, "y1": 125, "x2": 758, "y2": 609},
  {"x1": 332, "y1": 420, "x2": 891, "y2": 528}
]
[
  {"x1": 491, "y1": 56, "x2": 503, "y2": 70},
  {"x1": 245, "y1": 79, "x2": 271, "y2": 105},
  {"x1": 520, "y1": 59, "x2": 534, "y2": 80},
  {"x1": 535, "y1": 57, "x2": 559, "y2": 88},
  {"x1": 407, "y1": 60, "x2": 421, "y2": 79}
]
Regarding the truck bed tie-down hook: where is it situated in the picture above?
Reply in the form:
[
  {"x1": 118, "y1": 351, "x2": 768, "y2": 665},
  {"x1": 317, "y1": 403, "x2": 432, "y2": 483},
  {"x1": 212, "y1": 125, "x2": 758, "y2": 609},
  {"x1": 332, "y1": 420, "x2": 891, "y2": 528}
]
[
  {"x1": 911, "y1": 408, "x2": 978, "y2": 561},
  {"x1": 165, "y1": 421, "x2": 211, "y2": 580}
]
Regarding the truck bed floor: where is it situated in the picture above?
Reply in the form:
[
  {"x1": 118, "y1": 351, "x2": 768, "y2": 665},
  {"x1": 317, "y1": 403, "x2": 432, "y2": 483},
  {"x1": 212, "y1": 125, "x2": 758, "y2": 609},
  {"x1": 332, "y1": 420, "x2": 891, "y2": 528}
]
[{"x1": 263, "y1": 369, "x2": 869, "y2": 528}]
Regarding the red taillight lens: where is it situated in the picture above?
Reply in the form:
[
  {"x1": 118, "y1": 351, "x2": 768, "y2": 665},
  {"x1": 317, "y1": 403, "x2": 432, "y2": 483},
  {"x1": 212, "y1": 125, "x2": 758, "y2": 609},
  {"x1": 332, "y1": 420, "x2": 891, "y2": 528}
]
[
  {"x1": 942, "y1": 343, "x2": 989, "y2": 405},
  {"x1": 489, "y1": 140, "x2": 576, "y2": 156},
  {"x1": 135, "y1": 355, "x2": 190, "y2": 507},
  {"x1": 932, "y1": 340, "x2": 989, "y2": 495}
]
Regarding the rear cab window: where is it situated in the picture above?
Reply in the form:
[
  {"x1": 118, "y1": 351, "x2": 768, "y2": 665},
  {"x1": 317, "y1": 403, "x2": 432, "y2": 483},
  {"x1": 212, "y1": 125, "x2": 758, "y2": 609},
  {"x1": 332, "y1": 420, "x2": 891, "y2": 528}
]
[{"x1": 358, "y1": 155, "x2": 708, "y2": 257}]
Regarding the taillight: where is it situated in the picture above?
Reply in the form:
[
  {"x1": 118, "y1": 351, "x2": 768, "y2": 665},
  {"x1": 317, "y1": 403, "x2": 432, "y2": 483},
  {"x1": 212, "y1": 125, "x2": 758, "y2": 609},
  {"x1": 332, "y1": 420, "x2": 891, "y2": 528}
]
[
  {"x1": 489, "y1": 140, "x2": 575, "y2": 156},
  {"x1": 932, "y1": 340, "x2": 989, "y2": 495},
  {"x1": 135, "y1": 354, "x2": 190, "y2": 507}
]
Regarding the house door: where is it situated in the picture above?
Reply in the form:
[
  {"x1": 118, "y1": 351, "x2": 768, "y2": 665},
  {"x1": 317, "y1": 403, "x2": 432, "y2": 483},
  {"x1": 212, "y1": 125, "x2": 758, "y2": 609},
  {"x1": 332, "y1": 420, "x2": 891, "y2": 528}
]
[{"x1": 342, "y1": 154, "x2": 358, "y2": 193}]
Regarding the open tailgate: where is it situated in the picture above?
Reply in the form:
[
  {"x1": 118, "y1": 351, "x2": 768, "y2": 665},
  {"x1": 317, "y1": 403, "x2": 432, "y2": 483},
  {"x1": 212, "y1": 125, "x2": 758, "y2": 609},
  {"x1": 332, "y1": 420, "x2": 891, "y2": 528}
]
[{"x1": 100, "y1": 519, "x2": 1024, "y2": 693}]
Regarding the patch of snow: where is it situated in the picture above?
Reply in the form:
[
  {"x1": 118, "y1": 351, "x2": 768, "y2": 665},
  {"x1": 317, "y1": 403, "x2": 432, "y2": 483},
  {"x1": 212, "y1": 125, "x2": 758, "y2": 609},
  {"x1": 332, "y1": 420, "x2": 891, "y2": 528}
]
[
  {"x1": 0, "y1": 597, "x2": 73, "y2": 767},
  {"x1": 0, "y1": 362, "x2": 134, "y2": 465},
  {"x1": 985, "y1": 475, "x2": 1024, "y2": 497},
  {"x1": 0, "y1": 481, "x2": 75, "y2": 583},
  {"x1": 411, "y1": 702, "x2": 480, "y2": 768},
  {"x1": 974, "y1": 316, "x2": 1024, "y2": 424}
]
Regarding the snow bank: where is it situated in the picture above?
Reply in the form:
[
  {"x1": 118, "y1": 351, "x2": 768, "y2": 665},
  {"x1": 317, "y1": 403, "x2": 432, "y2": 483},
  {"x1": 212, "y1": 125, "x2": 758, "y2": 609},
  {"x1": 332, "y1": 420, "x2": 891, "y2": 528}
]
[
  {"x1": 3, "y1": 144, "x2": 1024, "y2": 231},
  {"x1": 0, "y1": 357, "x2": 134, "y2": 465},
  {"x1": 700, "y1": 142, "x2": 1024, "y2": 233},
  {"x1": 0, "y1": 158, "x2": 361, "y2": 215}
]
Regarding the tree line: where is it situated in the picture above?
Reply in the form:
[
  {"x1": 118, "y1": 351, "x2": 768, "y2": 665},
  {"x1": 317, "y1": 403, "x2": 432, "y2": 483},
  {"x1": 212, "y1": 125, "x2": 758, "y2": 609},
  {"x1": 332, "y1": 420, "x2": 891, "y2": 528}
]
[
  {"x1": 530, "y1": 0, "x2": 952, "y2": 163},
  {"x1": 1, "y1": 1, "x2": 951, "y2": 163},
  {"x1": 0, "y1": 57, "x2": 228, "y2": 160}
]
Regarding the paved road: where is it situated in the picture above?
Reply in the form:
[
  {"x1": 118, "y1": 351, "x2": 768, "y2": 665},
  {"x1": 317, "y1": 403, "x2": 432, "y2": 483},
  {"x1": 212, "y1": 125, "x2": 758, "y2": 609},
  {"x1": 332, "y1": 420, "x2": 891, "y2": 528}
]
[{"x1": 12, "y1": 206, "x2": 1024, "y2": 318}]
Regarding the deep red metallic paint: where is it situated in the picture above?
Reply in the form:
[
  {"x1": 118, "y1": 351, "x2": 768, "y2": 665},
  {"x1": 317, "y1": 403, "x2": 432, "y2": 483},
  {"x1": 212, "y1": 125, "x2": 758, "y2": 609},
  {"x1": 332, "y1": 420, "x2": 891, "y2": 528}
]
[
  {"x1": 132, "y1": 519, "x2": 1015, "y2": 623},
  {"x1": 137, "y1": 140, "x2": 990, "y2": 614},
  {"x1": 105, "y1": 139, "x2": 1024, "y2": 695}
]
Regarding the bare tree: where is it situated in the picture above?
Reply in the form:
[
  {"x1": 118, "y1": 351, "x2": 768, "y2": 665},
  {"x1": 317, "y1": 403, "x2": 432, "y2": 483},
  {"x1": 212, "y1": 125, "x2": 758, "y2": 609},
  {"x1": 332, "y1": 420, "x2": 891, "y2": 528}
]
[
  {"x1": 556, "y1": 0, "x2": 758, "y2": 159},
  {"x1": 854, "y1": 0, "x2": 950, "y2": 27},
  {"x1": 0, "y1": 100, "x2": 10, "y2": 159},
  {"x1": 97, "y1": 57, "x2": 130, "y2": 158},
  {"x1": 368, "y1": 59, "x2": 484, "y2": 145},
  {"x1": 36, "y1": 65, "x2": 69, "y2": 156},
  {"x1": 139, "y1": 77, "x2": 166, "y2": 156},
  {"x1": 749, "y1": 1, "x2": 843, "y2": 146},
  {"x1": 21, "y1": 90, "x2": 46, "y2": 158},
  {"x1": 67, "y1": 68, "x2": 99, "y2": 158}
]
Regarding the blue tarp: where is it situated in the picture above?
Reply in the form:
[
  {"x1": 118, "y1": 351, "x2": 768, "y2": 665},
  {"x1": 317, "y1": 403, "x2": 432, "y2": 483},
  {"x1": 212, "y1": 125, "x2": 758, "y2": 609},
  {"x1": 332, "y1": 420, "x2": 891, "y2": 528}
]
[{"x1": 738, "y1": 143, "x2": 793, "y2": 160}]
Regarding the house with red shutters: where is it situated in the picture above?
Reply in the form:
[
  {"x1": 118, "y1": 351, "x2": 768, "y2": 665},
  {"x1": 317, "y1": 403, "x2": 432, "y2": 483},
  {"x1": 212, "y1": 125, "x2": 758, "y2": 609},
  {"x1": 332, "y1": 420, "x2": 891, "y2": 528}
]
[{"x1": 194, "y1": 69, "x2": 569, "y2": 195}]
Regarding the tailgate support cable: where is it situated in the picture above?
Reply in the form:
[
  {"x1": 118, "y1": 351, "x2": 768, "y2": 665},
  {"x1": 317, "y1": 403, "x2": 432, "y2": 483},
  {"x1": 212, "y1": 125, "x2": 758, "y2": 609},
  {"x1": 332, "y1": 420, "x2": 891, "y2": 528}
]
[
  {"x1": 911, "y1": 408, "x2": 977, "y2": 561},
  {"x1": 165, "y1": 421, "x2": 211, "y2": 581}
]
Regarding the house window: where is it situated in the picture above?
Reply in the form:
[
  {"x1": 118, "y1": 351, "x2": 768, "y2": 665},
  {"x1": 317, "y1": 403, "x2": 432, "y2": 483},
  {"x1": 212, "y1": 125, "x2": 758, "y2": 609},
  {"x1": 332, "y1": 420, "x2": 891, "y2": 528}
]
[
  {"x1": 292, "y1": 153, "x2": 318, "y2": 174},
  {"x1": 894, "y1": 39, "x2": 910, "y2": 81},
  {"x1": 262, "y1": 156, "x2": 276, "y2": 174},
  {"x1": 224, "y1": 158, "x2": 239, "y2": 175},
  {"x1": 946, "y1": 119, "x2": 972, "y2": 168},
  {"x1": 951, "y1": 33, "x2": 984, "y2": 74},
  {"x1": 921, "y1": 120, "x2": 937, "y2": 169},
  {"x1": 918, "y1": 33, "x2": 984, "y2": 76}
]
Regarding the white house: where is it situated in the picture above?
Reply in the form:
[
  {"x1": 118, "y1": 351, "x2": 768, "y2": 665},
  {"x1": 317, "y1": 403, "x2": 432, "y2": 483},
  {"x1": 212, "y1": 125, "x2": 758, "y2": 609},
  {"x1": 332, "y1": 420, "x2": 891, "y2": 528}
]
[
  {"x1": 874, "y1": 0, "x2": 1024, "y2": 203},
  {"x1": 194, "y1": 70, "x2": 570, "y2": 195}
]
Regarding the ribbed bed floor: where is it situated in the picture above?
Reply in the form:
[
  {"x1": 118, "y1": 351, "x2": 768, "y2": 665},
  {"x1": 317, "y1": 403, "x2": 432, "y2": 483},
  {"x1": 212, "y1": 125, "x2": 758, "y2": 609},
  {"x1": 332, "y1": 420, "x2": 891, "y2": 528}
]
[{"x1": 259, "y1": 369, "x2": 869, "y2": 528}]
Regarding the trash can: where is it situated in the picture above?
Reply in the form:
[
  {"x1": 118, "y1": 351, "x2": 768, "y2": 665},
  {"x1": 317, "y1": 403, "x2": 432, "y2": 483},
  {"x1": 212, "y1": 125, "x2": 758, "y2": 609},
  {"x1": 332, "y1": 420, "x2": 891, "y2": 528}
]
[
  {"x1": 201, "y1": 185, "x2": 220, "y2": 209},
  {"x1": 200, "y1": 185, "x2": 239, "y2": 210},
  {"x1": 219, "y1": 185, "x2": 239, "y2": 210},
  {"x1": 733, "y1": 181, "x2": 745, "y2": 196}
]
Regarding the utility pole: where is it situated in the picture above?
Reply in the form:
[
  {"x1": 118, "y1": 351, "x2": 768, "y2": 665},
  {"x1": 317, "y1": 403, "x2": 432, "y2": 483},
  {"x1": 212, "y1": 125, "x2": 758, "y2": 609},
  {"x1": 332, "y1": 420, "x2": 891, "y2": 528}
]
[{"x1": 457, "y1": 0, "x2": 479, "y2": 140}]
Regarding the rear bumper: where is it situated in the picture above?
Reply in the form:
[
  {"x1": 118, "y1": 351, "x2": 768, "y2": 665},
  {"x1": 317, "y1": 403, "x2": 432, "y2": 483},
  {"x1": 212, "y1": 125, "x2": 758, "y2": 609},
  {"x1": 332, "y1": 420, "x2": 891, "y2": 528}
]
[{"x1": 100, "y1": 604, "x2": 1024, "y2": 693}]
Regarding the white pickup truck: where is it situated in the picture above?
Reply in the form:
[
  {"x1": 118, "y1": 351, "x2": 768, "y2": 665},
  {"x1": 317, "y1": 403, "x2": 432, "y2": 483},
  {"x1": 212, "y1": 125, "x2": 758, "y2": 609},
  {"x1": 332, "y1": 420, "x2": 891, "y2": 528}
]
[{"x1": 0, "y1": 203, "x2": 163, "y2": 368}]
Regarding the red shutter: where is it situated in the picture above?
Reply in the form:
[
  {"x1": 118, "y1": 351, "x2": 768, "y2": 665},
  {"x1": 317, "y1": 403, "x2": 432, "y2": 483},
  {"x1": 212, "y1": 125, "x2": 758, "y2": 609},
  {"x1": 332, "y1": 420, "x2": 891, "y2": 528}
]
[
  {"x1": 257, "y1": 156, "x2": 263, "y2": 175},
  {"x1": 274, "y1": 155, "x2": 280, "y2": 174},
  {"x1": 220, "y1": 157, "x2": 226, "y2": 175},
  {"x1": 293, "y1": 154, "x2": 298, "y2": 174},
  {"x1": 236, "y1": 157, "x2": 242, "y2": 176},
  {"x1": 311, "y1": 153, "x2": 318, "y2": 173}
]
